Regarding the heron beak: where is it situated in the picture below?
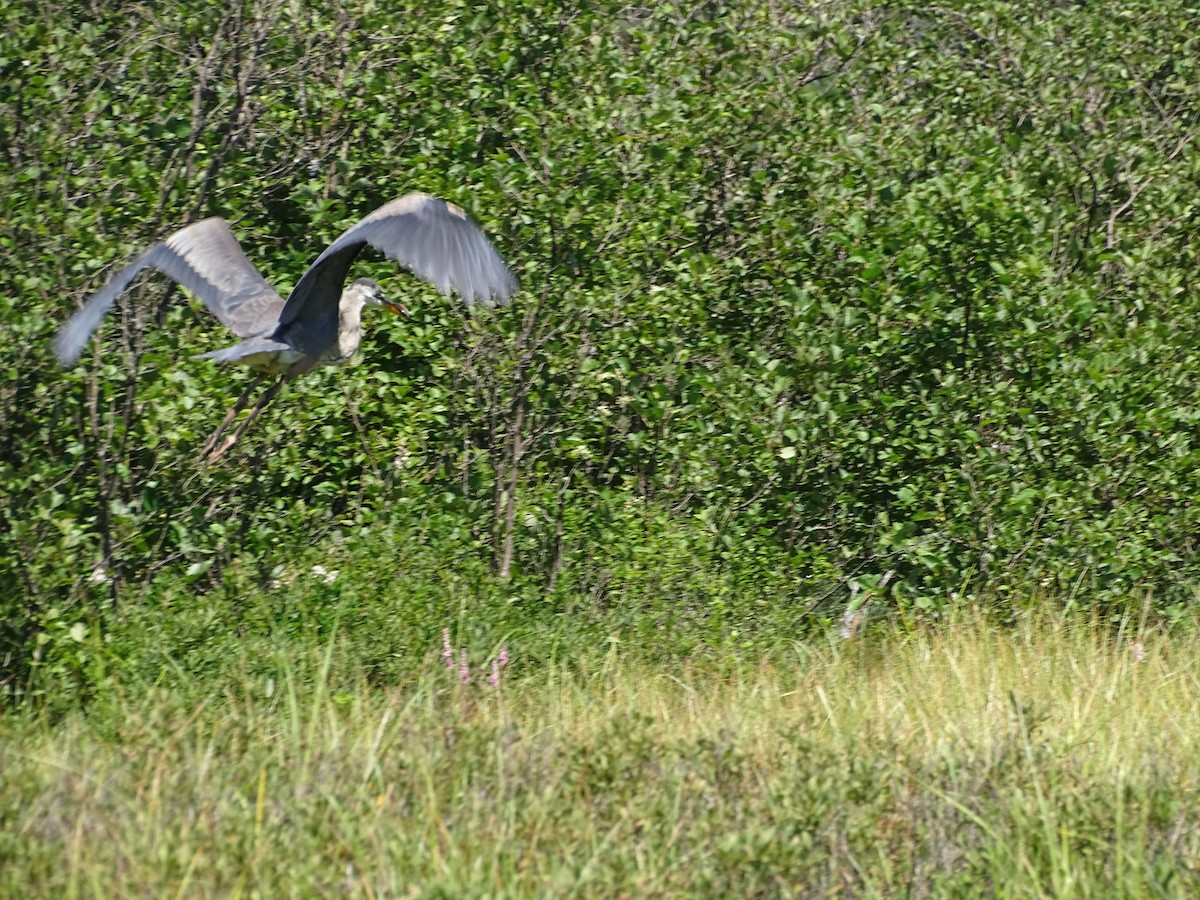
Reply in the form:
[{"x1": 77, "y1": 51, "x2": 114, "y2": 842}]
[{"x1": 381, "y1": 299, "x2": 409, "y2": 316}]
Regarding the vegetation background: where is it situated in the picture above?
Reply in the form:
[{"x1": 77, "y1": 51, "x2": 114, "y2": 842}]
[{"x1": 2, "y1": 0, "x2": 1200, "y2": 892}]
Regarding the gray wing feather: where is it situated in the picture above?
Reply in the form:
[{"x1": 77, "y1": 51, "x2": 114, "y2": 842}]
[
  {"x1": 54, "y1": 218, "x2": 285, "y2": 366},
  {"x1": 461, "y1": 226, "x2": 485, "y2": 299},
  {"x1": 280, "y1": 193, "x2": 517, "y2": 329}
]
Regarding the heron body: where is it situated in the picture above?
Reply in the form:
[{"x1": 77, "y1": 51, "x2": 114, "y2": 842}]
[
  {"x1": 55, "y1": 193, "x2": 515, "y2": 461},
  {"x1": 193, "y1": 276, "x2": 389, "y2": 376}
]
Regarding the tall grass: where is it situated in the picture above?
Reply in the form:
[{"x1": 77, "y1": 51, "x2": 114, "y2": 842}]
[{"x1": 3, "y1": 613, "x2": 1197, "y2": 897}]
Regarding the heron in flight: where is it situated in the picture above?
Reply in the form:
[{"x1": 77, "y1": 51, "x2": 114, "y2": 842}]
[{"x1": 54, "y1": 193, "x2": 516, "y2": 462}]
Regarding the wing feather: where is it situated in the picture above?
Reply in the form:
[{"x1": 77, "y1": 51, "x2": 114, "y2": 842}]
[
  {"x1": 280, "y1": 193, "x2": 516, "y2": 327},
  {"x1": 462, "y1": 224, "x2": 485, "y2": 301},
  {"x1": 54, "y1": 218, "x2": 284, "y2": 366}
]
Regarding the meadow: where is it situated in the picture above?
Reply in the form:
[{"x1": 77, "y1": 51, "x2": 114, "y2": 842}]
[{"x1": 4, "y1": 611, "x2": 1197, "y2": 897}]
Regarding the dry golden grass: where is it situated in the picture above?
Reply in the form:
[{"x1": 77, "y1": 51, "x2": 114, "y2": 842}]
[{"x1": 3, "y1": 613, "x2": 1198, "y2": 897}]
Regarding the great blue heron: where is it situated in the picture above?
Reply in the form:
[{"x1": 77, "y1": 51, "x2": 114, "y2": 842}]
[{"x1": 54, "y1": 193, "x2": 516, "y2": 462}]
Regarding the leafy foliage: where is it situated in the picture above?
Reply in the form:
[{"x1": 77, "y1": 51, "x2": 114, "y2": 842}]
[{"x1": 4, "y1": 1, "x2": 1200, "y2": 694}]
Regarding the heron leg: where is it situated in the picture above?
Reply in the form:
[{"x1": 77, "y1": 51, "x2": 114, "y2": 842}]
[
  {"x1": 200, "y1": 377, "x2": 264, "y2": 460},
  {"x1": 202, "y1": 376, "x2": 287, "y2": 463}
]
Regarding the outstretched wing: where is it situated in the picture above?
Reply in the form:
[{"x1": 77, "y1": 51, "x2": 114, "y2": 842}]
[
  {"x1": 279, "y1": 193, "x2": 517, "y2": 334},
  {"x1": 54, "y1": 218, "x2": 286, "y2": 366}
]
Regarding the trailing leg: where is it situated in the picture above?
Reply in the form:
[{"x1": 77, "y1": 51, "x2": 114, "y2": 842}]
[
  {"x1": 199, "y1": 377, "x2": 264, "y2": 460},
  {"x1": 201, "y1": 376, "x2": 286, "y2": 463}
]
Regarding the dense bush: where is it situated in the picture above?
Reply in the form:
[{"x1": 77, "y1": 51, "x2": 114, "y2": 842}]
[{"x1": 3, "y1": 1, "x2": 1200, "y2": 694}]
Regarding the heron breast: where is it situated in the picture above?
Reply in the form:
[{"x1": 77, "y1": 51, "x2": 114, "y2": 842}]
[{"x1": 245, "y1": 346, "x2": 307, "y2": 376}]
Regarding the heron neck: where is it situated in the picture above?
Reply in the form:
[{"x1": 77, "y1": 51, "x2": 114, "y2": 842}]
[{"x1": 336, "y1": 297, "x2": 367, "y2": 361}]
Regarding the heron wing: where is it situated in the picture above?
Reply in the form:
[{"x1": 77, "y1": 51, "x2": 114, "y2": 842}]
[
  {"x1": 279, "y1": 193, "x2": 517, "y2": 331},
  {"x1": 54, "y1": 218, "x2": 285, "y2": 366}
]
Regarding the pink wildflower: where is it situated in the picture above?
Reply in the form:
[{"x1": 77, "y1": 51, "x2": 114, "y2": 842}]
[
  {"x1": 489, "y1": 646, "x2": 509, "y2": 688},
  {"x1": 459, "y1": 648, "x2": 471, "y2": 685},
  {"x1": 442, "y1": 629, "x2": 454, "y2": 670}
]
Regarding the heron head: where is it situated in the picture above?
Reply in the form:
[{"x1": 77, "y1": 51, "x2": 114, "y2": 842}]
[{"x1": 348, "y1": 277, "x2": 408, "y2": 315}]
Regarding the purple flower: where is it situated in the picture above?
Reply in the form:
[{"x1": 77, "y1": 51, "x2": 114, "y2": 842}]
[
  {"x1": 459, "y1": 649, "x2": 471, "y2": 686},
  {"x1": 442, "y1": 629, "x2": 454, "y2": 670},
  {"x1": 489, "y1": 646, "x2": 509, "y2": 688}
]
